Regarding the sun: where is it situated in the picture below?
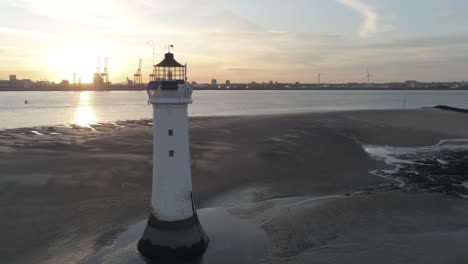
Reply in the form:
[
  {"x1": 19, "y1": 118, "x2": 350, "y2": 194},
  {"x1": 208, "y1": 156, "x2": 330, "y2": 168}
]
[{"x1": 48, "y1": 42, "x2": 100, "y2": 83}]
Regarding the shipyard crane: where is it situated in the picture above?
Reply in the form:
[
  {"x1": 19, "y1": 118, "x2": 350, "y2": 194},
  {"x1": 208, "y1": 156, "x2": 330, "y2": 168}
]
[
  {"x1": 93, "y1": 57, "x2": 104, "y2": 87},
  {"x1": 96, "y1": 57, "x2": 101, "y2": 74},
  {"x1": 101, "y1": 57, "x2": 109, "y2": 85},
  {"x1": 134, "y1": 59, "x2": 143, "y2": 85},
  {"x1": 147, "y1": 41, "x2": 157, "y2": 81},
  {"x1": 149, "y1": 68, "x2": 156, "y2": 82},
  {"x1": 126, "y1": 77, "x2": 133, "y2": 86}
]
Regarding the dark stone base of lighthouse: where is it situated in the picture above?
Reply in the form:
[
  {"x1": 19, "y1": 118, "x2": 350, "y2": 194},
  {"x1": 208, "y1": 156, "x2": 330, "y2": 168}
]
[{"x1": 137, "y1": 213, "x2": 209, "y2": 262}]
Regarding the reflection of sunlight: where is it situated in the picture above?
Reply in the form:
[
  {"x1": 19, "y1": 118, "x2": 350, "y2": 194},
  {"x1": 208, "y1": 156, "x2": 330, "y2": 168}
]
[{"x1": 74, "y1": 91, "x2": 97, "y2": 127}]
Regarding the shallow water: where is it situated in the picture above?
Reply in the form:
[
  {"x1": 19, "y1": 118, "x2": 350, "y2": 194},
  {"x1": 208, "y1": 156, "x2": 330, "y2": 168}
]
[
  {"x1": 1, "y1": 90, "x2": 467, "y2": 129},
  {"x1": 364, "y1": 139, "x2": 468, "y2": 198},
  {"x1": 80, "y1": 207, "x2": 267, "y2": 264}
]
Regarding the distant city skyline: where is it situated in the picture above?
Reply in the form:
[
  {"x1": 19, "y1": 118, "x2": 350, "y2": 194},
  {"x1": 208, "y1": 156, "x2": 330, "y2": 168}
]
[{"x1": 1, "y1": 0, "x2": 468, "y2": 83}]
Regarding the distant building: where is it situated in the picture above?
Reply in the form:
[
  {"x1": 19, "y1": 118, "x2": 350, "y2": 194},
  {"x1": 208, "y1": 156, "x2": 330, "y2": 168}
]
[
  {"x1": 36, "y1": 80, "x2": 50, "y2": 87},
  {"x1": 211, "y1": 79, "x2": 217, "y2": 87},
  {"x1": 0, "y1": 75, "x2": 19, "y2": 88},
  {"x1": 0, "y1": 76, "x2": 34, "y2": 89},
  {"x1": 0, "y1": 80, "x2": 10, "y2": 88},
  {"x1": 93, "y1": 73, "x2": 104, "y2": 88},
  {"x1": 225, "y1": 80, "x2": 230, "y2": 86},
  {"x1": 20, "y1": 79, "x2": 33, "y2": 89},
  {"x1": 60, "y1": 80, "x2": 70, "y2": 87},
  {"x1": 405, "y1": 80, "x2": 420, "y2": 88}
]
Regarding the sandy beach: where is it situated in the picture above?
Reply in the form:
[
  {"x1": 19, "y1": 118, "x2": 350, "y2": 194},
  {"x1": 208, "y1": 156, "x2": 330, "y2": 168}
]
[{"x1": 1, "y1": 108, "x2": 468, "y2": 264}]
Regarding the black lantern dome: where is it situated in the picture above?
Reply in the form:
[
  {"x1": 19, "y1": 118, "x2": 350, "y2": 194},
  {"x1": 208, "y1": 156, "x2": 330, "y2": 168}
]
[{"x1": 153, "y1": 52, "x2": 186, "y2": 84}]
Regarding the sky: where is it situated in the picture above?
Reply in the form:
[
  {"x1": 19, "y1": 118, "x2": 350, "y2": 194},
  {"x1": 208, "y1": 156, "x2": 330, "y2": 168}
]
[{"x1": 0, "y1": 0, "x2": 468, "y2": 83}]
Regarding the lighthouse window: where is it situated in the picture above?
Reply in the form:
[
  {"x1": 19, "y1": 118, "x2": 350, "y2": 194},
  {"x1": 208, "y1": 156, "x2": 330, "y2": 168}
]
[
  {"x1": 168, "y1": 129, "x2": 174, "y2": 136},
  {"x1": 169, "y1": 150, "x2": 174, "y2": 157}
]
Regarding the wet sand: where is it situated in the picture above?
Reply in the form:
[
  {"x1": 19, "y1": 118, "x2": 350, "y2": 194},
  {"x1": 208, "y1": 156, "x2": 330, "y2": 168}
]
[
  {"x1": 1, "y1": 109, "x2": 468, "y2": 263},
  {"x1": 81, "y1": 207, "x2": 268, "y2": 264}
]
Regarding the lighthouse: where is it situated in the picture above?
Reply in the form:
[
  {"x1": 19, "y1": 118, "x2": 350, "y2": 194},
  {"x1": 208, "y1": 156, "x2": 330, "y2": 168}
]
[{"x1": 138, "y1": 50, "x2": 209, "y2": 261}]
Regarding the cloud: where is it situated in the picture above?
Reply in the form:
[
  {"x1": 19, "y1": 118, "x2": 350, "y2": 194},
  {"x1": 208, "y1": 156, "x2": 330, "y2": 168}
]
[
  {"x1": 223, "y1": 67, "x2": 254, "y2": 72},
  {"x1": 336, "y1": 0, "x2": 379, "y2": 37},
  {"x1": 366, "y1": 34, "x2": 468, "y2": 50},
  {"x1": 2, "y1": 0, "x2": 467, "y2": 83},
  {"x1": 7, "y1": 0, "x2": 261, "y2": 36},
  {"x1": 8, "y1": 0, "x2": 150, "y2": 27},
  {"x1": 437, "y1": 10, "x2": 468, "y2": 22},
  {"x1": 0, "y1": 27, "x2": 62, "y2": 40}
]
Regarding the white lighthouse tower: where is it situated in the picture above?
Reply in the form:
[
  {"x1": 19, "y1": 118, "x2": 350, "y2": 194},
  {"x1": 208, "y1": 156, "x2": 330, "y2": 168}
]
[{"x1": 138, "y1": 50, "x2": 209, "y2": 261}]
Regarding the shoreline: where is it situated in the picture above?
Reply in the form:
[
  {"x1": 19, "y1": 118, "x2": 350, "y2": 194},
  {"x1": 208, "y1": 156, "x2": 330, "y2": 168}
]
[
  {"x1": 1, "y1": 109, "x2": 468, "y2": 263},
  {"x1": 1, "y1": 87, "x2": 468, "y2": 92},
  {"x1": 1, "y1": 105, "x2": 466, "y2": 133}
]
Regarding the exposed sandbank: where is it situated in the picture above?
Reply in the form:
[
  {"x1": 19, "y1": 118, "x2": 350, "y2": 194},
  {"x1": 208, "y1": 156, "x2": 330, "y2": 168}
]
[{"x1": 0, "y1": 109, "x2": 467, "y2": 263}]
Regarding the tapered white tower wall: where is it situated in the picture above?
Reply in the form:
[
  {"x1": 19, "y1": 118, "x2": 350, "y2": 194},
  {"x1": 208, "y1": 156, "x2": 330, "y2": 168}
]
[
  {"x1": 151, "y1": 97, "x2": 193, "y2": 221},
  {"x1": 138, "y1": 52, "x2": 208, "y2": 262}
]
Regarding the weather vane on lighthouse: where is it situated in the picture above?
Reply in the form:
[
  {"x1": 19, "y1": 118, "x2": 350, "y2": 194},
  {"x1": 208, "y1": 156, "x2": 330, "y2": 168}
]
[
  {"x1": 138, "y1": 47, "x2": 209, "y2": 261},
  {"x1": 165, "y1": 44, "x2": 174, "y2": 53}
]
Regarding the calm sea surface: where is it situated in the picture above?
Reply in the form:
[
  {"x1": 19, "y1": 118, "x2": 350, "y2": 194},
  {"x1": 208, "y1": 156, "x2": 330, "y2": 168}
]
[{"x1": 0, "y1": 90, "x2": 467, "y2": 129}]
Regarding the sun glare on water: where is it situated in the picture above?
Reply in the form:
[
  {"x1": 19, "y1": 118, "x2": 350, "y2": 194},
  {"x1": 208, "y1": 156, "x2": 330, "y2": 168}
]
[{"x1": 74, "y1": 91, "x2": 98, "y2": 127}]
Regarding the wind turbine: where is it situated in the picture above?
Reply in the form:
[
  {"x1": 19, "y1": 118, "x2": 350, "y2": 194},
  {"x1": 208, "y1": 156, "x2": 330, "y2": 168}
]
[
  {"x1": 317, "y1": 73, "x2": 326, "y2": 89},
  {"x1": 361, "y1": 68, "x2": 376, "y2": 88}
]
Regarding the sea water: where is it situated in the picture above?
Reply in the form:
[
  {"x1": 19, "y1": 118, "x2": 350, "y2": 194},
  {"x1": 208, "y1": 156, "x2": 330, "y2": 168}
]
[{"x1": 0, "y1": 90, "x2": 467, "y2": 129}]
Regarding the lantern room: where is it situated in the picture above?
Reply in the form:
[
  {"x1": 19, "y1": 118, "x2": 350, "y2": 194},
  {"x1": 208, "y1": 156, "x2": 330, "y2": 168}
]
[
  {"x1": 153, "y1": 52, "x2": 187, "y2": 83},
  {"x1": 147, "y1": 51, "x2": 193, "y2": 104}
]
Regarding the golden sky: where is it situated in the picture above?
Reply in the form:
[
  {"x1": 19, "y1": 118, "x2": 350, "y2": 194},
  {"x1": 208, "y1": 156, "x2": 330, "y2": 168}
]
[{"x1": 1, "y1": 0, "x2": 468, "y2": 83}]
